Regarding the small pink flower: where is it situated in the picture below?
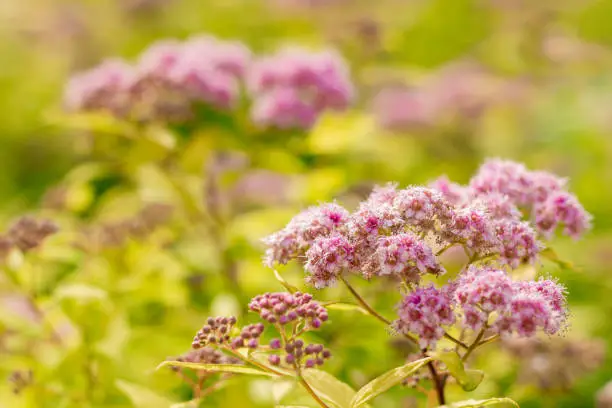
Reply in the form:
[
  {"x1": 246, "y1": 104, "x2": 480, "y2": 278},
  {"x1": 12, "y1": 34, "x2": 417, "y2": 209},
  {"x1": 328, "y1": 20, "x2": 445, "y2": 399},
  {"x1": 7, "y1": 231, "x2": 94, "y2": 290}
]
[
  {"x1": 366, "y1": 233, "x2": 445, "y2": 282},
  {"x1": 394, "y1": 285, "x2": 455, "y2": 348},
  {"x1": 305, "y1": 233, "x2": 354, "y2": 288},
  {"x1": 534, "y1": 191, "x2": 592, "y2": 239}
]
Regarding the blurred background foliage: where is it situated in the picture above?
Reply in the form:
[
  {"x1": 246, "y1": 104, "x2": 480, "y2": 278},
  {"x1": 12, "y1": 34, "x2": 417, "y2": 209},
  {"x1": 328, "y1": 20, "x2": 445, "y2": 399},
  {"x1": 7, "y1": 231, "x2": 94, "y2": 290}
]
[{"x1": 1, "y1": 0, "x2": 612, "y2": 407}]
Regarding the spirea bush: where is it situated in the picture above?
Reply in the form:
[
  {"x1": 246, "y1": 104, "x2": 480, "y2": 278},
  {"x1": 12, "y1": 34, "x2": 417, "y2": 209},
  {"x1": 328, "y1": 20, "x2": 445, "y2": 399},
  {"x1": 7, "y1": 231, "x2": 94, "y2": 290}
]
[
  {"x1": 161, "y1": 158, "x2": 591, "y2": 407},
  {"x1": 4, "y1": 24, "x2": 600, "y2": 408}
]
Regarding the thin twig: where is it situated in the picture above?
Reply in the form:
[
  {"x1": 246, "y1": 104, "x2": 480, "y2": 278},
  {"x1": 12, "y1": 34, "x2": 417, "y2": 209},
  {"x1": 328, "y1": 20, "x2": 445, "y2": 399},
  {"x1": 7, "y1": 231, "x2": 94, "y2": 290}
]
[
  {"x1": 223, "y1": 348, "x2": 286, "y2": 376},
  {"x1": 298, "y1": 372, "x2": 330, "y2": 408},
  {"x1": 340, "y1": 276, "x2": 420, "y2": 346},
  {"x1": 477, "y1": 334, "x2": 500, "y2": 348},
  {"x1": 340, "y1": 276, "x2": 391, "y2": 325},
  {"x1": 462, "y1": 328, "x2": 486, "y2": 362},
  {"x1": 443, "y1": 333, "x2": 468, "y2": 350},
  {"x1": 425, "y1": 357, "x2": 445, "y2": 405}
]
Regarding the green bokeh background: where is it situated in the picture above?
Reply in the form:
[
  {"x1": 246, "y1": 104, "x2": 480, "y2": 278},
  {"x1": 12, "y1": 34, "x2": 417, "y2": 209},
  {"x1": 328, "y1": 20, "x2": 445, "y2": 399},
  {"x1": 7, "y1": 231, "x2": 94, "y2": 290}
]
[{"x1": 1, "y1": 0, "x2": 612, "y2": 407}]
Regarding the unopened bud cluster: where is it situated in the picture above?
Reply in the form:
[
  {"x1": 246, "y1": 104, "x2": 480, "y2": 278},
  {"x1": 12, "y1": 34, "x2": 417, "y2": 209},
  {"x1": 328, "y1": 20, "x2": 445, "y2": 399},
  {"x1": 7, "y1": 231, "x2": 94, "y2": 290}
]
[
  {"x1": 249, "y1": 291, "x2": 329, "y2": 329},
  {"x1": 81, "y1": 203, "x2": 173, "y2": 250},
  {"x1": 0, "y1": 217, "x2": 58, "y2": 259},
  {"x1": 268, "y1": 338, "x2": 332, "y2": 369},
  {"x1": 190, "y1": 292, "x2": 332, "y2": 372},
  {"x1": 192, "y1": 316, "x2": 238, "y2": 349}
]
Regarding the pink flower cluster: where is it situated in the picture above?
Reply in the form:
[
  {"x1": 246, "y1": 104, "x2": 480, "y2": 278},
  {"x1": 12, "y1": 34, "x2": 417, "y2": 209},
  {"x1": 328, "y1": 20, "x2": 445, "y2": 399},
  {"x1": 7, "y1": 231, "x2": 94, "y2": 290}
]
[
  {"x1": 392, "y1": 266, "x2": 568, "y2": 347},
  {"x1": 452, "y1": 266, "x2": 567, "y2": 337},
  {"x1": 371, "y1": 62, "x2": 529, "y2": 131},
  {"x1": 248, "y1": 47, "x2": 354, "y2": 129},
  {"x1": 431, "y1": 158, "x2": 592, "y2": 239},
  {"x1": 394, "y1": 286, "x2": 455, "y2": 348},
  {"x1": 64, "y1": 37, "x2": 354, "y2": 128},
  {"x1": 264, "y1": 163, "x2": 564, "y2": 287},
  {"x1": 263, "y1": 203, "x2": 349, "y2": 268},
  {"x1": 65, "y1": 35, "x2": 250, "y2": 120},
  {"x1": 364, "y1": 233, "x2": 445, "y2": 283}
]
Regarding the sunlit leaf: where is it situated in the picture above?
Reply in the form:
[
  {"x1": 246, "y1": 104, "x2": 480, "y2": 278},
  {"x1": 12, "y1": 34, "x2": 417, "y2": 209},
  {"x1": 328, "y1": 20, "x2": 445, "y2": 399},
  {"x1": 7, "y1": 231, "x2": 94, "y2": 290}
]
[
  {"x1": 274, "y1": 270, "x2": 300, "y2": 293},
  {"x1": 351, "y1": 357, "x2": 432, "y2": 407},
  {"x1": 302, "y1": 369, "x2": 356, "y2": 408},
  {"x1": 116, "y1": 379, "x2": 174, "y2": 408},
  {"x1": 275, "y1": 406, "x2": 312, "y2": 408},
  {"x1": 439, "y1": 397, "x2": 520, "y2": 407},
  {"x1": 430, "y1": 350, "x2": 483, "y2": 391},
  {"x1": 156, "y1": 361, "x2": 277, "y2": 377},
  {"x1": 45, "y1": 111, "x2": 137, "y2": 136}
]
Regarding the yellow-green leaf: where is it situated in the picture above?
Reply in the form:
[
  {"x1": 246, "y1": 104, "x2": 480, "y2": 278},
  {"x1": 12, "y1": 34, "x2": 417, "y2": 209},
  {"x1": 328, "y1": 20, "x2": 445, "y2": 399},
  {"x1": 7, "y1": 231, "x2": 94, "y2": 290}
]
[
  {"x1": 430, "y1": 351, "x2": 483, "y2": 391},
  {"x1": 115, "y1": 379, "x2": 174, "y2": 408},
  {"x1": 274, "y1": 270, "x2": 299, "y2": 293},
  {"x1": 156, "y1": 361, "x2": 277, "y2": 377},
  {"x1": 439, "y1": 397, "x2": 520, "y2": 407},
  {"x1": 351, "y1": 357, "x2": 432, "y2": 407},
  {"x1": 302, "y1": 369, "x2": 356, "y2": 408}
]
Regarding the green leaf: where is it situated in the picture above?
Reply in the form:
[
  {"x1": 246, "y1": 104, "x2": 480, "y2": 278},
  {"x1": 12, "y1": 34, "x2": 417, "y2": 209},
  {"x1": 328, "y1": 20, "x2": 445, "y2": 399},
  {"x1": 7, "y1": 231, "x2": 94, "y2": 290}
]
[
  {"x1": 302, "y1": 369, "x2": 356, "y2": 408},
  {"x1": 541, "y1": 247, "x2": 580, "y2": 272},
  {"x1": 45, "y1": 111, "x2": 136, "y2": 136},
  {"x1": 274, "y1": 270, "x2": 299, "y2": 293},
  {"x1": 439, "y1": 397, "x2": 520, "y2": 407},
  {"x1": 351, "y1": 357, "x2": 432, "y2": 407},
  {"x1": 324, "y1": 302, "x2": 369, "y2": 315},
  {"x1": 430, "y1": 351, "x2": 484, "y2": 391},
  {"x1": 116, "y1": 379, "x2": 174, "y2": 408},
  {"x1": 156, "y1": 361, "x2": 277, "y2": 377},
  {"x1": 171, "y1": 401, "x2": 200, "y2": 408}
]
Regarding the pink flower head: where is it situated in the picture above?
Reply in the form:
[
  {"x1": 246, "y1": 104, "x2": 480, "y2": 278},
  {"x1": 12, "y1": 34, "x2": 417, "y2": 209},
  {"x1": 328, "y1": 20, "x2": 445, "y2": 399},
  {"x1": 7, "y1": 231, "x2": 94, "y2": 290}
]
[
  {"x1": 64, "y1": 58, "x2": 135, "y2": 113},
  {"x1": 137, "y1": 39, "x2": 184, "y2": 77},
  {"x1": 448, "y1": 205, "x2": 497, "y2": 253},
  {"x1": 348, "y1": 203, "x2": 402, "y2": 242},
  {"x1": 394, "y1": 285, "x2": 455, "y2": 348},
  {"x1": 248, "y1": 46, "x2": 354, "y2": 129},
  {"x1": 534, "y1": 191, "x2": 592, "y2": 239},
  {"x1": 366, "y1": 233, "x2": 445, "y2": 282},
  {"x1": 428, "y1": 175, "x2": 469, "y2": 206},
  {"x1": 494, "y1": 219, "x2": 541, "y2": 268},
  {"x1": 361, "y1": 183, "x2": 400, "y2": 208},
  {"x1": 468, "y1": 159, "x2": 533, "y2": 205},
  {"x1": 305, "y1": 233, "x2": 354, "y2": 288},
  {"x1": 262, "y1": 203, "x2": 349, "y2": 267},
  {"x1": 393, "y1": 187, "x2": 454, "y2": 231},
  {"x1": 501, "y1": 294, "x2": 557, "y2": 337},
  {"x1": 454, "y1": 266, "x2": 513, "y2": 316},
  {"x1": 471, "y1": 192, "x2": 521, "y2": 220},
  {"x1": 371, "y1": 87, "x2": 437, "y2": 130},
  {"x1": 183, "y1": 35, "x2": 252, "y2": 79},
  {"x1": 251, "y1": 87, "x2": 318, "y2": 129},
  {"x1": 529, "y1": 171, "x2": 567, "y2": 203},
  {"x1": 513, "y1": 278, "x2": 568, "y2": 318},
  {"x1": 168, "y1": 63, "x2": 238, "y2": 109}
]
